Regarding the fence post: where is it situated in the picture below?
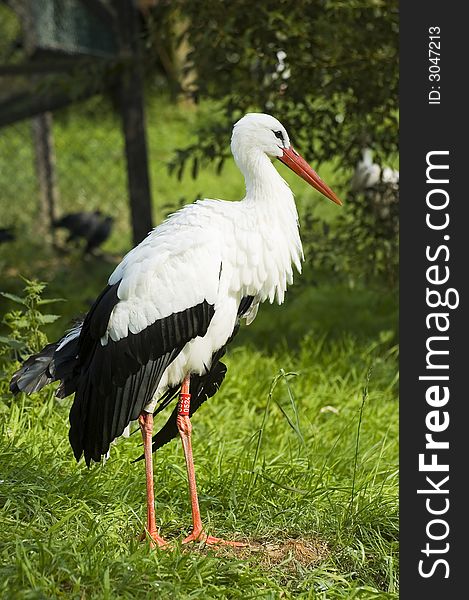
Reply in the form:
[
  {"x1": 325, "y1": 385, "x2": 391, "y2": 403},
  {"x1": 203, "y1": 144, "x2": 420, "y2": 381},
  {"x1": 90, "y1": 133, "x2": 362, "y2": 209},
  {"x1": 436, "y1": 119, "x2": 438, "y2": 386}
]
[
  {"x1": 32, "y1": 112, "x2": 58, "y2": 243},
  {"x1": 116, "y1": 0, "x2": 154, "y2": 245},
  {"x1": 19, "y1": 1, "x2": 59, "y2": 243}
]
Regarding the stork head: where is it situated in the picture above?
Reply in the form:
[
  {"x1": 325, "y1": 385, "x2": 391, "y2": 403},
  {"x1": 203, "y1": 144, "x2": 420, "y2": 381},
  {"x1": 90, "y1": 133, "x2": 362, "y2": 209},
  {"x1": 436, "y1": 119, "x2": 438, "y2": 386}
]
[{"x1": 231, "y1": 113, "x2": 342, "y2": 206}]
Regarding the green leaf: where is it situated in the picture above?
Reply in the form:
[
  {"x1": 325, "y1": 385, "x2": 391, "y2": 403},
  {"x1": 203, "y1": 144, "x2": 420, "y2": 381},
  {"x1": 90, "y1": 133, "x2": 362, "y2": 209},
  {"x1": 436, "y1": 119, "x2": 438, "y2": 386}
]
[
  {"x1": 36, "y1": 298, "x2": 65, "y2": 305},
  {"x1": 0, "y1": 335, "x2": 26, "y2": 350},
  {"x1": 37, "y1": 314, "x2": 61, "y2": 324},
  {"x1": 0, "y1": 292, "x2": 26, "y2": 305},
  {"x1": 10, "y1": 317, "x2": 30, "y2": 328}
]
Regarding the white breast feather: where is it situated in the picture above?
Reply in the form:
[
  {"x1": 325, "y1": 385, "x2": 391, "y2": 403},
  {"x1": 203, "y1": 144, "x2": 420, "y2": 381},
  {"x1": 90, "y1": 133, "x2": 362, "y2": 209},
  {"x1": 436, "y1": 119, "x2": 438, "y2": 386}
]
[
  {"x1": 106, "y1": 204, "x2": 223, "y2": 342},
  {"x1": 104, "y1": 186, "x2": 303, "y2": 346}
]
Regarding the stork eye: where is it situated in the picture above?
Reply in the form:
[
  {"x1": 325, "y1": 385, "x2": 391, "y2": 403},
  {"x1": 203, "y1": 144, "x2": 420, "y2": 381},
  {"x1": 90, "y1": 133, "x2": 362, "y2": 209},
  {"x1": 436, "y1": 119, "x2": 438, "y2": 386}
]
[{"x1": 273, "y1": 130, "x2": 284, "y2": 141}]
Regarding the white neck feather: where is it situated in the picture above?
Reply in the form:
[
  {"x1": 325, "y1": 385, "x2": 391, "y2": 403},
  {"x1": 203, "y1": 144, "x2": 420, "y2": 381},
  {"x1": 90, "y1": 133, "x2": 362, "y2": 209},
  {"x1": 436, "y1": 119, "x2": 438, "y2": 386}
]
[
  {"x1": 238, "y1": 151, "x2": 289, "y2": 201},
  {"x1": 234, "y1": 149, "x2": 304, "y2": 304}
]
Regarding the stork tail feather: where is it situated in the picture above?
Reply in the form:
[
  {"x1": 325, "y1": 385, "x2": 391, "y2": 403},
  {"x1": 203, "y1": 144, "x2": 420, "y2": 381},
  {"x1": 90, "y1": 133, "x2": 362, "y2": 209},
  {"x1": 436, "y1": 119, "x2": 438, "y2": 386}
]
[
  {"x1": 9, "y1": 325, "x2": 82, "y2": 396},
  {"x1": 9, "y1": 342, "x2": 59, "y2": 395}
]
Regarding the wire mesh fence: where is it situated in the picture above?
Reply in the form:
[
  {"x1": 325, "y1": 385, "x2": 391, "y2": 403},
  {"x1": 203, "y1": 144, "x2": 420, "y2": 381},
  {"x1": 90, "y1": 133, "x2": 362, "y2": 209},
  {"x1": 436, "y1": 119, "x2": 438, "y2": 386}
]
[
  {"x1": 0, "y1": 119, "x2": 37, "y2": 231},
  {"x1": 0, "y1": 0, "x2": 154, "y2": 254},
  {"x1": 0, "y1": 95, "x2": 131, "y2": 252}
]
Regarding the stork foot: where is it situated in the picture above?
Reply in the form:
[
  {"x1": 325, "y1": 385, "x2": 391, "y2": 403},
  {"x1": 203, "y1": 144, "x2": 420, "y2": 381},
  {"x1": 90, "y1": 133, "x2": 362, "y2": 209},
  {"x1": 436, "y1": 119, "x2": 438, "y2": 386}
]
[
  {"x1": 139, "y1": 529, "x2": 169, "y2": 549},
  {"x1": 182, "y1": 529, "x2": 246, "y2": 547}
]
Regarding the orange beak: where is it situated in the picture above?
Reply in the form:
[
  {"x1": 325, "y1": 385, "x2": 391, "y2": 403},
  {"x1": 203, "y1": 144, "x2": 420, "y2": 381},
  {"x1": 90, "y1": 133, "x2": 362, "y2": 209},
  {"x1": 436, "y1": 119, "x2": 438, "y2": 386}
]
[{"x1": 279, "y1": 146, "x2": 343, "y2": 206}]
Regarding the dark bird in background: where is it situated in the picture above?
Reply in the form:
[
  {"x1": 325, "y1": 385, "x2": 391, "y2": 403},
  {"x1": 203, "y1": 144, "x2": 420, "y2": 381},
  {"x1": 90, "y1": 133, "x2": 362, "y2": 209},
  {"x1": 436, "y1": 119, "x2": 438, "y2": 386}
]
[
  {"x1": 83, "y1": 215, "x2": 114, "y2": 255},
  {"x1": 10, "y1": 114, "x2": 342, "y2": 548},
  {"x1": 0, "y1": 227, "x2": 16, "y2": 244},
  {"x1": 53, "y1": 211, "x2": 114, "y2": 254}
]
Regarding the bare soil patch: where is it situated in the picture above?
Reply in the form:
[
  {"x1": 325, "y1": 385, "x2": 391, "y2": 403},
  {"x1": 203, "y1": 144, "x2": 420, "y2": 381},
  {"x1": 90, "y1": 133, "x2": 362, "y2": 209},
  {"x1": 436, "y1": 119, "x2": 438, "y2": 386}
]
[{"x1": 194, "y1": 537, "x2": 329, "y2": 570}]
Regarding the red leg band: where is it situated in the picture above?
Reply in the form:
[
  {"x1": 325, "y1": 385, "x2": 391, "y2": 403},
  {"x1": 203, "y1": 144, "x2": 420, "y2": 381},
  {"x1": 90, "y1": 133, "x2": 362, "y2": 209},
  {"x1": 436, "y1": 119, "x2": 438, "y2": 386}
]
[{"x1": 178, "y1": 392, "x2": 191, "y2": 416}]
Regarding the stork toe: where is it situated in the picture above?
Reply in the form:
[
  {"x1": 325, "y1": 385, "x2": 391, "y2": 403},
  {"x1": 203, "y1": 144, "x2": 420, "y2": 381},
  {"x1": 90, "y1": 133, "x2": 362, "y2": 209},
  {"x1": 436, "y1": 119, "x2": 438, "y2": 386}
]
[
  {"x1": 140, "y1": 528, "x2": 169, "y2": 549},
  {"x1": 182, "y1": 529, "x2": 246, "y2": 547}
]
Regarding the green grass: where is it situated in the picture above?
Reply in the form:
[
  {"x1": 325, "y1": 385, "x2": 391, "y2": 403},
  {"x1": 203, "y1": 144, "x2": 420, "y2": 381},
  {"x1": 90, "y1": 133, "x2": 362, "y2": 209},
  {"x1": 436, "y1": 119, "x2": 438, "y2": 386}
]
[
  {"x1": 0, "y1": 329, "x2": 398, "y2": 599},
  {"x1": 0, "y1": 94, "x2": 397, "y2": 598}
]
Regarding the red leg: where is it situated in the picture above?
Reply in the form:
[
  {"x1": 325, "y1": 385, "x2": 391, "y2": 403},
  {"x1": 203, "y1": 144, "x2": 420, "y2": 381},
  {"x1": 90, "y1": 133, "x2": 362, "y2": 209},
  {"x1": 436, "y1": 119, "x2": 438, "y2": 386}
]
[
  {"x1": 177, "y1": 375, "x2": 245, "y2": 546},
  {"x1": 139, "y1": 411, "x2": 168, "y2": 548}
]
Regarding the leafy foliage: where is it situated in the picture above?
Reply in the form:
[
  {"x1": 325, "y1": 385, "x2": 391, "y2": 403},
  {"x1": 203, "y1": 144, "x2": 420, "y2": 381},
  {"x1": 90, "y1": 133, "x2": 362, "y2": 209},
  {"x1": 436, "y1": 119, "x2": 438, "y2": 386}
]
[
  {"x1": 300, "y1": 180, "x2": 399, "y2": 287},
  {"x1": 0, "y1": 279, "x2": 61, "y2": 362},
  {"x1": 0, "y1": 279, "x2": 62, "y2": 408},
  {"x1": 148, "y1": 0, "x2": 398, "y2": 175}
]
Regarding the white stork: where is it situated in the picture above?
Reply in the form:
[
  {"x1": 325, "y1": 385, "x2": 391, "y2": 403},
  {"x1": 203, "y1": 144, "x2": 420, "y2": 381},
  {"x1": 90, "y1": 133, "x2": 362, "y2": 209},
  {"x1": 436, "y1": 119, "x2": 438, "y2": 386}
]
[{"x1": 10, "y1": 113, "x2": 342, "y2": 547}]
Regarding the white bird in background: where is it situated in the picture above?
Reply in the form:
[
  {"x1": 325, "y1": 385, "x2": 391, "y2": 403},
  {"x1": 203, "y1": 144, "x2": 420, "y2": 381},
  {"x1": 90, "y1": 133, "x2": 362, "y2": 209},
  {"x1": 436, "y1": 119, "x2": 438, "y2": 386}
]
[
  {"x1": 10, "y1": 113, "x2": 342, "y2": 547},
  {"x1": 351, "y1": 147, "x2": 399, "y2": 192}
]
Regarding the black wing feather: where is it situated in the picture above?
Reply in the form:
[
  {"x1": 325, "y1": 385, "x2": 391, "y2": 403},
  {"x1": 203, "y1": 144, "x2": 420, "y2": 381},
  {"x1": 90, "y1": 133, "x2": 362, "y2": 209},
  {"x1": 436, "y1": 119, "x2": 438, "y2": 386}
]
[
  {"x1": 66, "y1": 283, "x2": 215, "y2": 465},
  {"x1": 138, "y1": 295, "x2": 255, "y2": 457}
]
